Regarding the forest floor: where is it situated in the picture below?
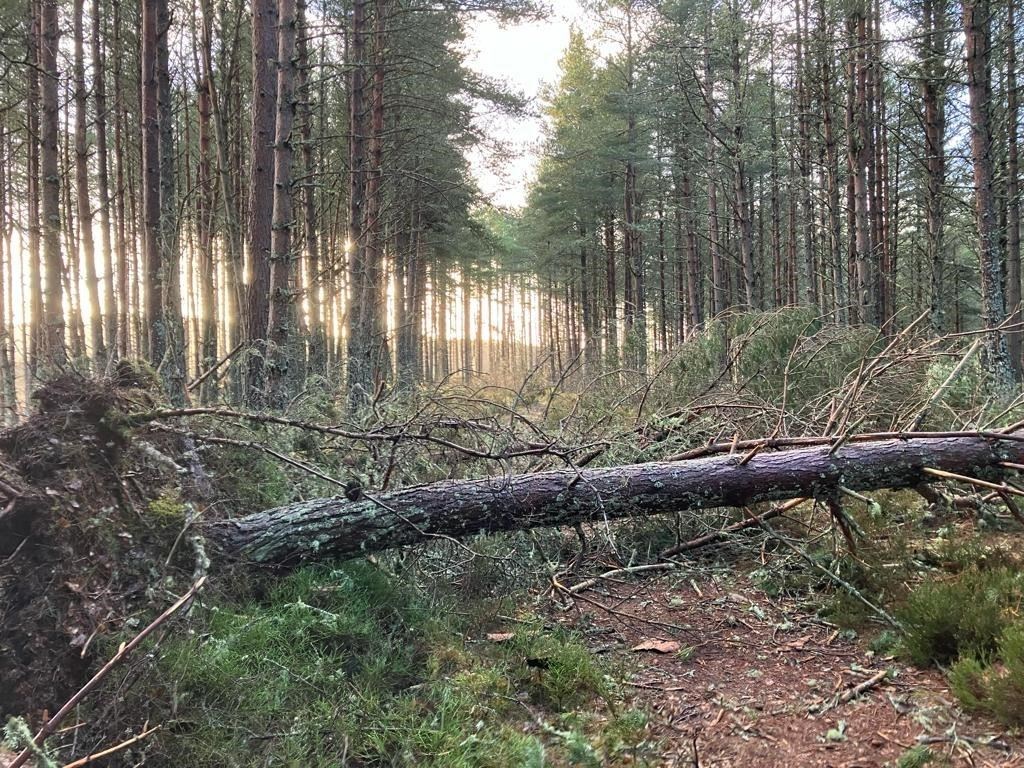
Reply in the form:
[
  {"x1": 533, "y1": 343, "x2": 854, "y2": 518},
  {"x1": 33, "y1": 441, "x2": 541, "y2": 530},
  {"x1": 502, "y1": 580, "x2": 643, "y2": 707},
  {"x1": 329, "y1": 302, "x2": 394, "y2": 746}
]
[
  {"x1": 5, "y1": 368, "x2": 1024, "y2": 766},
  {"x1": 539, "y1": 564, "x2": 1023, "y2": 768}
]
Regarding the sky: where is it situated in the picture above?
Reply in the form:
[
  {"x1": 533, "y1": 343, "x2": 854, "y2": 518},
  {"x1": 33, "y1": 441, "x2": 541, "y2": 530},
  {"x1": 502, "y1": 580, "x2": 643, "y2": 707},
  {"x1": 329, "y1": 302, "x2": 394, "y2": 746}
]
[{"x1": 463, "y1": 0, "x2": 584, "y2": 209}]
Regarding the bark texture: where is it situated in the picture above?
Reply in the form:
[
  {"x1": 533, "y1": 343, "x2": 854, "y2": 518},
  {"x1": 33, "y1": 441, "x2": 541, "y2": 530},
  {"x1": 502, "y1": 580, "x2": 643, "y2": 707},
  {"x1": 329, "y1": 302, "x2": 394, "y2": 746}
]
[{"x1": 208, "y1": 433, "x2": 1024, "y2": 566}]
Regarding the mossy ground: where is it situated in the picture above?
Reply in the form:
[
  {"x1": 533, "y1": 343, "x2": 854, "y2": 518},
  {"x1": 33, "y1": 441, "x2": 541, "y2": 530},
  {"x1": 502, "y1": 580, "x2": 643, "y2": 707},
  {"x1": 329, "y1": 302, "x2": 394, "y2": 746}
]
[{"x1": 137, "y1": 562, "x2": 655, "y2": 767}]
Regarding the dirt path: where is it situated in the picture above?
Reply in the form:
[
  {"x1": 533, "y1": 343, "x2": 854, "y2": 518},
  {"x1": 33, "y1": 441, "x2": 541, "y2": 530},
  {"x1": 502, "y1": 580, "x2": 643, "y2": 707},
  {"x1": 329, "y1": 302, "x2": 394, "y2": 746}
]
[{"x1": 547, "y1": 569, "x2": 1022, "y2": 767}]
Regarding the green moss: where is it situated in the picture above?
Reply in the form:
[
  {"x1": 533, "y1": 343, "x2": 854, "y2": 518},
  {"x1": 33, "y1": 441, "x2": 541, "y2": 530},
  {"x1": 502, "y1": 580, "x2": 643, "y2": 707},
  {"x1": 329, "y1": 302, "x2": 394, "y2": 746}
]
[{"x1": 147, "y1": 490, "x2": 187, "y2": 525}]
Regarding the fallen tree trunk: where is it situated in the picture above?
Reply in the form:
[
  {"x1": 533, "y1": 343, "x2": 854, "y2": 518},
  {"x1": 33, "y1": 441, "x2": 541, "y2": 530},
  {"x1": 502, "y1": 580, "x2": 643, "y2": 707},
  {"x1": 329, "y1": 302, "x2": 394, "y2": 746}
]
[{"x1": 207, "y1": 433, "x2": 1024, "y2": 566}]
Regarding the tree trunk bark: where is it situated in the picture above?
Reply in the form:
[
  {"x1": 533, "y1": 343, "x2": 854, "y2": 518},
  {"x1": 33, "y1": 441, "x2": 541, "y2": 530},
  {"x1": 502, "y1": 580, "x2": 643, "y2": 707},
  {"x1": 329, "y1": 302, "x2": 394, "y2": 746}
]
[
  {"x1": 194, "y1": 9, "x2": 218, "y2": 404},
  {"x1": 157, "y1": 0, "x2": 186, "y2": 405},
  {"x1": 141, "y1": 0, "x2": 162, "y2": 365},
  {"x1": 922, "y1": 0, "x2": 948, "y2": 335},
  {"x1": 964, "y1": 0, "x2": 1013, "y2": 388},
  {"x1": 1006, "y1": 0, "x2": 1021, "y2": 377},
  {"x1": 297, "y1": 0, "x2": 325, "y2": 378},
  {"x1": 345, "y1": 0, "x2": 374, "y2": 404},
  {"x1": 266, "y1": 0, "x2": 297, "y2": 408},
  {"x1": 207, "y1": 432, "x2": 1024, "y2": 566},
  {"x1": 245, "y1": 0, "x2": 278, "y2": 404},
  {"x1": 731, "y1": 1, "x2": 755, "y2": 310},
  {"x1": 851, "y1": 7, "x2": 873, "y2": 325},
  {"x1": 705, "y1": 24, "x2": 725, "y2": 318},
  {"x1": 40, "y1": 0, "x2": 66, "y2": 368},
  {"x1": 93, "y1": 0, "x2": 116, "y2": 364},
  {"x1": 74, "y1": 0, "x2": 106, "y2": 369},
  {"x1": 26, "y1": 0, "x2": 42, "y2": 377}
]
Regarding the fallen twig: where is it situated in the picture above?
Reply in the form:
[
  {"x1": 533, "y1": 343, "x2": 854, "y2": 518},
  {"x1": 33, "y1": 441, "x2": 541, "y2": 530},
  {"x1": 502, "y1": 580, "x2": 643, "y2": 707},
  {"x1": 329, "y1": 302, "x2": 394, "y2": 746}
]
[
  {"x1": 922, "y1": 467, "x2": 1024, "y2": 499},
  {"x1": 552, "y1": 577, "x2": 697, "y2": 636},
  {"x1": 186, "y1": 341, "x2": 246, "y2": 393},
  {"x1": 816, "y1": 669, "x2": 890, "y2": 714},
  {"x1": 660, "y1": 498, "x2": 806, "y2": 558},
  {"x1": 566, "y1": 562, "x2": 677, "y2": 593},
  {"x1": 61, "y1": 723, "x2": 161, "y2": 767},
  {"x1": 904, "y1": 339, "x2": 983, "y2": 431}
]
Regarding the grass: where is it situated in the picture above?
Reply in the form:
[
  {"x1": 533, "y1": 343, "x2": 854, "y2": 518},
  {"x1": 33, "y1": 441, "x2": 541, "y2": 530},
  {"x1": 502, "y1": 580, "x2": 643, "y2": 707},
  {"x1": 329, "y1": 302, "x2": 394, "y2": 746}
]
[{"x1": 143, "y1": 562, "x2": 651, "y2": 767}]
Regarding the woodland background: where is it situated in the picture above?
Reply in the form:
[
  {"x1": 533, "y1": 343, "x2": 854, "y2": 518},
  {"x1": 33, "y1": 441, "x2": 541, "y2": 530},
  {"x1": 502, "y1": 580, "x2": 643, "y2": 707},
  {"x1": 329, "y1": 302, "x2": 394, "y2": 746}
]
[
  {"x1": 0, "y1": 0, "x2": 1021, "y2": 406},
  {"x1": 4, "y1": 0, "x2": 1024, "y2": 764}
]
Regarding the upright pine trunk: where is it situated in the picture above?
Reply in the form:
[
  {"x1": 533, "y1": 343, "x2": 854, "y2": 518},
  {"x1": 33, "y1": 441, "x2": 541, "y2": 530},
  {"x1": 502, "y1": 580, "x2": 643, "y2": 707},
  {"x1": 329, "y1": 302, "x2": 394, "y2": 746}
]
[
  {"x1": 157, "y1": 0, "x2": 186, "y2": 404},
  {"x1": 266, "y1": 0, "x2": 298, "y2": 407},
  {"x1": 195, "y1": 11, "x2": 218, "y2": 403},
  {"x1": 850, "y1": 6, "x2": 873, "y2": 324},
  {"x1": 246, "y1": 0, "x2": 278, "y2": 402},
  {"x1": 141, "y1": 0, "x2": 162, "y2": 364},
  {"x1": 1006, "y1": 0, "x2": 1022, "y2": 376},
  {"x1": 922, "y1": 0, "x2": 948, "y2": 333},
  {"x1": 731, "y1": 1, "x2": 755, "y2": 308},
  {"x1": 92, "y1": 0, "x2": 116, "y2": 362},
  {"x1": 297, "y1": 0, "x2": 325, "y2": 377},
  {"x1": 25, "y1": 0, "x2": 42, "y2": 376},
  {"x1": 73, "y1": 0, "x2": 106, "y2": 367},
  {"x1": 964, "y1": 0, "x2": 1013, "y2": 388},
  {"x1": 346, "y1": 0, "x2": 375, "y2": 405},
  {"x1": 705, "y1": 21, "x2": 724, "y2": 317},
  {"x1": 40, "y1": 0, "x2": 66, "y2": 367}
]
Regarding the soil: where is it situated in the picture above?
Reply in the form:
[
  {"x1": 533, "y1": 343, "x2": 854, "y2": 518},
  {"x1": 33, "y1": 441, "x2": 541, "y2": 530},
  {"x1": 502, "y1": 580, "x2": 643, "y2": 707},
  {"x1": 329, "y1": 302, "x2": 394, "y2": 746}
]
[
  {"x1": 545, "y1": 566, "x2": 1023, "y2": 767},
  {"x1": 0, "y1": 371, "x2": 191, "y2": 722}
]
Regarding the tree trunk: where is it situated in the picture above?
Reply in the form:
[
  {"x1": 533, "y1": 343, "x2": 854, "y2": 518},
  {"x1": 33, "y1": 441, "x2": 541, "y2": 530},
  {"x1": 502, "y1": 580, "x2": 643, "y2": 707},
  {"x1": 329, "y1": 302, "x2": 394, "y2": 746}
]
[
  {"x1": 345, "y1": 0, "x2": 375, "y2": 404},
  {"x1": 112, "y1": 0, "x2": 130, "y2": 359},
  {"x1": 604, "y1": 210, "x2": 618, "y2": 364},
  {"x1": 705, "y1": 23, "x2": 724, "y2": 317},
  {"x1": 198, "y1": 0, "x2": 244, "y2": 378},
  {"x1": 682, "y1": 171, "x2": 702, "y2": 334},
  {"x1": 266, "y1": 0, "x2": 298, "y2": 407},
  {"x1": 851, "y1": 6, "x2": 873, "y2": 325},
  {"x1": 40, "y1": 0, "x2": 65, "y2": 368},
  {"x1": 922, "y1": 0, "x2": 948, "y2": 335},
  {"x1": 795, "y1": 0, "x2": 817, "y2": 309},
  {"x1": 157, "y1": 0, "x2": 186, "y2": 404},
  {"x1": 297, "y1": 0, "x2": 325, "y2": 378},
  {"x1": 26, "y1": 0, "x2": 42, "y2": 379},
  {"x1": 91, "y1": 0, "x2": 115, "y2": 363},
  {"x1": 74, "y1": 0, "x2": 106, "y2": 368},
  {"x1": 141, "y1": 0, "x2": 162, "y2": 365},
  {"x1": 0, "y1": 134, "x2": 16, "y2": 421},
  {"x1": 964, "y1": 0, "x2": 1013, "y2": 388},
  {"x1": 246, "y1": 0, "x2": 278, "y2": 403},
  {"x1": 208, "y1": 432, "x2": 1024, "y2": 566},
  {"x1": 195, "y1": 14, "x2": 218, "y2": 404},
  {"x1": 731, "y1": 1, "x2": 755, "y2": 309},
  {"x1": 1007, "y1": 0, "x2": 1021, "y2": 377},
  {"x1": 820, "y1": 0, "x2": 843, "y2": 322}
]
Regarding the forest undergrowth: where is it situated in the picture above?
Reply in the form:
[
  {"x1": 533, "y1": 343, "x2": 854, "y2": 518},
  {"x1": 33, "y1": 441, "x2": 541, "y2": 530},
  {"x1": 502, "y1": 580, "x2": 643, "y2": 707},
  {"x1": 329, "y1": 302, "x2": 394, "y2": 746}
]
[{"x1": 4, "y1": 308, "x2": 1024, "y2": 766}]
